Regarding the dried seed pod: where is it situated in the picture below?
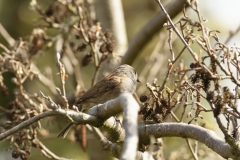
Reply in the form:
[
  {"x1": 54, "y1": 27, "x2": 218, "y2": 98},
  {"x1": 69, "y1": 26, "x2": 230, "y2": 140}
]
[
  {"x1": 20, "y1": 147, "x2": 30, "y2": 160},
  {"x1": 106, "y1": 41, "x2": 114, "y2": 53},
  {"x1": 29, "y1": 28, "x2": 48, "y2": 56},
  {"x1": 88, "y1": 34, "x2": 97, "y2": 43},
  {"x1": 139, "y1": 95, "x2": 148, "y2": 102},
  {"x1": 213, "y1": 101, "x2": 224, "y2": 117},
  {"x1": 232, "y1": 127, "x2": 240, "y2": 140},
  {"x1": 69, "y1": 42, "x2": 75, "y2": 48},
  {"x1": 104, "y1": 29, "x2": 112, "y2": 38},
  {"x1": 160, "y1": 99, "x2": 168, "y2": 106},
  {"x1": 223, "y1": 86, "x2": 229, "y2": 92},
  {"x1": 75, "y1": 35, "x2": 81, "y2": 39},
  {"x1": 45, "y1": 3, "x2": 55, "y2": 17},
  {"x1": 81, "y1": 54, "x2": 92, "y2": 66},
  {"x1": 206, "y1": 91, "x2": 214, "y2": 101},
  {"x1": 77, "y1": 43, "x2": 87, "y2": 52},
  {"x1": 12, "y1": 149, "x2": 20, "y2": 159},
  {"x1": 153, "y1": 114, "x2": 163, "y2": 123},
  {"x1": 75, "y1": 125, "x2": 87, "y2": 152},
  {"x1": 99, "y1": 43, "x2": 107, "y2": 53},
  {"x1": 190, "y1": 63, "x2": 197, "y2": 68}
]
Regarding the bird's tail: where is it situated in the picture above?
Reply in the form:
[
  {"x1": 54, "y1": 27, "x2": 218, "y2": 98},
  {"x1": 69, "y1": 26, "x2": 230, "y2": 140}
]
[{"x1": 57, "y1": 123, "x2": 74, "y2": 138}]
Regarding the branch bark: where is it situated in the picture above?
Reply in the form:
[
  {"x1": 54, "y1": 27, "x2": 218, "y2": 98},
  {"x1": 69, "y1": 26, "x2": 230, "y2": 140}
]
[
  {"x1": 95, "y1": 0, "x2": 128, "y2": 56},
  {"x1": 138, "y1": 123, "x2": 232, "y2": 159},
  {"x1": 0, "y1": 93, "x2": 233, "y2": 159},
  {"x1": 121, "y1": 0, "x2": 187, "y2": 65},
  {"x1": 0, "y1": 109, "x2": 100, "y2": 141}
]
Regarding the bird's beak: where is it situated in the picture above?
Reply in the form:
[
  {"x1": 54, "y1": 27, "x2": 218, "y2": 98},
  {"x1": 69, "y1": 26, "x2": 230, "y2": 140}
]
[{"x1": 137, "y1": 79, "x2": 141, "y2": 83}]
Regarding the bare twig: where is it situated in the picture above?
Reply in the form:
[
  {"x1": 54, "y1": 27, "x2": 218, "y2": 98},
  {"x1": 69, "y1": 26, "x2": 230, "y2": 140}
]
[
  {"x1": 56, "y1": 52, "x2": 69, "y2": 109},
  {"x1": 0, "y1": 109, "x2": 100, "y2": 141},
  {"x1": 155, "y1": 0, "x2": 198, "y2": 61},
  {"x1": 186, "y1": 139, "x2": 198, "y2": 160},
  {"x1": 0, "y1": 23, "x2": 15, "y2": 46},
  {"x1": 34, "y1": 139, "x2": 73, "y2": 160}
]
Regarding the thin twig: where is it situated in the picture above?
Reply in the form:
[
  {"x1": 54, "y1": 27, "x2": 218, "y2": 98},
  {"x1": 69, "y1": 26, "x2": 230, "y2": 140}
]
[
  {"x1": 186, "y1": 139, "x2": 198, "y2": 160},
  {"x1": 155, "y1": 0, "x2": 198, "y2": 61},
  {"x1": 0, "y1": 23, "x2": 15, "y2": 46},
  {"x1": 35, "y1": 139, "x2": 73, "y2": 160},
  {"x1": 167, "y1": 23, "x2": 175, "y2": 62},
  {"x1": 172, "y1": 45, "x2": 187, "y2": 63},
  {"x1": 56, "y1": 52, "x2": 69, "y2": 109}
]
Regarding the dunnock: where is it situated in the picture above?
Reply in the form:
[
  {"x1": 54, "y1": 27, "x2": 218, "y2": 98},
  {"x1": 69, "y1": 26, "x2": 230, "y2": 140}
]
[{"x1": 57, "y1": 64, "x2": 140, "y2": 138}]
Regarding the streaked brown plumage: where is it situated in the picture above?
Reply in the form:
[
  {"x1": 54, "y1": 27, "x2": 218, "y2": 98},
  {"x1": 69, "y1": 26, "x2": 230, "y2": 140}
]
[{"x1": 57, "y1": 64, "x2": 140, "y2": 138}]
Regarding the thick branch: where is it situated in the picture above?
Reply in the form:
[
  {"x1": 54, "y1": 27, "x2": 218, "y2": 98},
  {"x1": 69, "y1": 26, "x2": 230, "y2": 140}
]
[
  {"x1": 121, "y1": 0, "x2": 186, "y2": 65},
  {"x1": 95, "y1": 0, "x2": 128, "y2": 56},
  {"x1": 120, "y1": 93, "x2": 140, "y2": 160},
  {"x1": 138, "y1": 123, "x2": 232, "y2": 159},
  {"x1": 90, "y1": 93, "x2": 140, "y2": 160},
  {"x1": 0, "y1": 95, "x2": 233, "y2": 159},
  {"x1": 0, "y1": 109, "x2": 100, "y2": 141}
]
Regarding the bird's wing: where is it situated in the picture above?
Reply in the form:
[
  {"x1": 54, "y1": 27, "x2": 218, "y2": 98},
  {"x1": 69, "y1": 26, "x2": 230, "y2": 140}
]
[{"x1": 74, "y1": 75, "x2": 121, "y2": 105}]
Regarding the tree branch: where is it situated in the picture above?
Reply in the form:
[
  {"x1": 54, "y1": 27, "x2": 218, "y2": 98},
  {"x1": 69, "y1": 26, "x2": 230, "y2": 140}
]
[
  {"x1": 138, "y1": 123, "x2": 232, "y2": 159},
  {"x1": 0, "y1": 93, "x2": 233, "y2": 159},
  {"x1": 0, "y1": 109, "x2": 100, "y2": 141},
  {"x1": 122, "y1": 0, "x2": 187, "y2": 65},
  {"x1": 95, "y1": 0, "x2": 128, "y2": 56}
]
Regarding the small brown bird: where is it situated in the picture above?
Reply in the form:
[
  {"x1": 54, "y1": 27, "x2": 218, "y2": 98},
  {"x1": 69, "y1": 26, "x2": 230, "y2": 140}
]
[{"x1": 57, "y1": 64, "x2": 140, "y2": 138}]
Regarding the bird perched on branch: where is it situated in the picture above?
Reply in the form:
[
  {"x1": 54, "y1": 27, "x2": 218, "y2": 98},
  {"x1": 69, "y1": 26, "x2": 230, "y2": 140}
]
[{"x1": 57, "y1": 64, "x2": 140, "y2": 138}]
